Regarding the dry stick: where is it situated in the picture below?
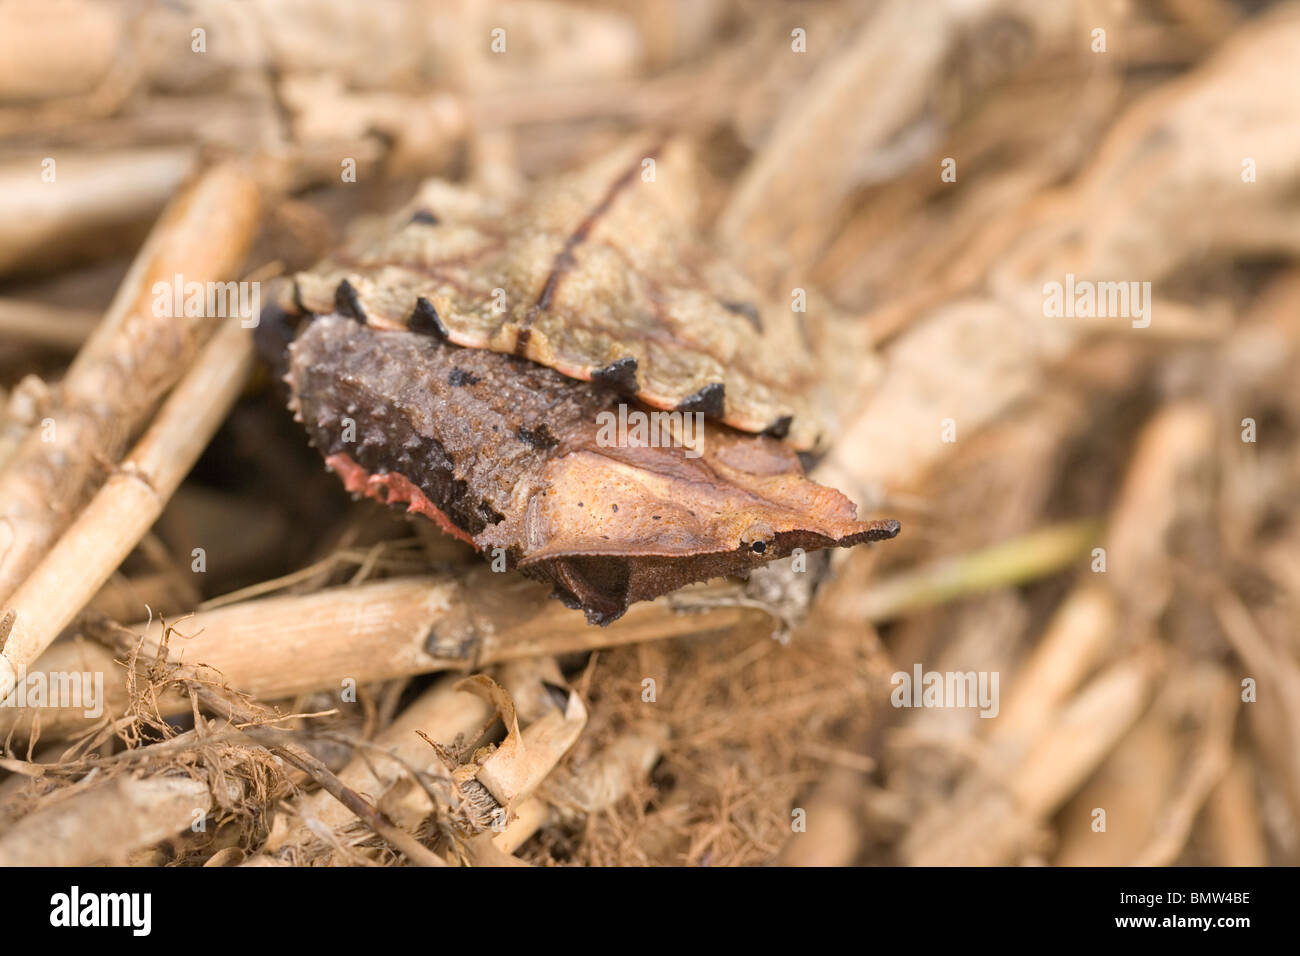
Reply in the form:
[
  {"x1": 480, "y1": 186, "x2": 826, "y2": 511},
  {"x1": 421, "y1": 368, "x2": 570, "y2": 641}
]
[
  {"x1": 901, "y1": 654, "x2": 1158, "y2": 866},
  {"x1": 1203, "y1": 752, "x2": 1269, "y2": 866},
  {"x1": 216, "y1": 668, "x2": 558, "y2": 865},
  {"x1": 253, "y1": 676, "x2": 494, "y2": 862},
  {"x1": 1104, "y1": 402, "x2": 1217, "y2": 618},
  {"x1": 0, "y1": 376, "x2": 52, "y2": 475},
  {"x1": 821, "y1": 8, "x2": 1300, "y2": 501},
  {"x1": 1129, "y1": 669, "x2": 1238, "y2": 867},
  {"x1": 894, "y1": 401, "x2": 1216, "y2": 864},
  {"x1": 0, "y1": 299, "x2": 100, "y2": 350},
  {"x1": 1213, "y1": 585, "x2": 1300, "y2": 822},
  {"x1": 415, "y1": 668, "x2": 589, "y2": 867},
  {"x1": 0, "y1": 773, "x2": 216, "y2": 867},
  {"x1": 0, "y1": 698, "x2": 440, "y2": 867},
  {"x1": 0, "y1": 161, "x2": 259, "y2": 611},
  {"x1": 0, "y1": 576, "x2": 763, "y2": 743},
  {"x1": 0, "y1": 146, "x2": 196, "y2": 276},
  {"x1": 0, "y1": 320, "x2": 255, "y2": 700},
  {"x1": 250, "y1": 730, "x2": 448, "y2": 868},
  {"x1": 776, "y1": 766, "x2": 869, "y2": 867},
  {"x1": 0, "y1": 0, "x2": 124, "y2": 104},
  {"x1": 1009, "y1": 656, "x2": 1160, "y2": 821},
  {"x1": 414, "y1": 674, "x2": 587, "y2": 854},
  {"x1": 160, "y1": 574, "x2": 755, "y2": 700},
  {"x1": 1051, "y1": 661, "x2": 1237, "y2": 867},
  {"x1": 0, "y1": 638, "x2": 136, "y2": 742},
  {"x1": 989, "y1": 584, "x2": 1119, "y2": 755},
  {"x1": 470, "y1": 683, "x2": 588, "y2": 811},
  {"x1": 190, "y1": 686, "x2": 448, "y2": 867},
  {"x1": 481, "y1": 726, "x2": 666, "y2": 862},
  {"x1": 251, "y1": 668, "x2": 581, "y2": 866},
  {"x1": 1051, "y1": 702, "x2": 1180, "y2": 866},
  {"x1": 715, "y1": 0, "x2": 1070, "y2": 281}
]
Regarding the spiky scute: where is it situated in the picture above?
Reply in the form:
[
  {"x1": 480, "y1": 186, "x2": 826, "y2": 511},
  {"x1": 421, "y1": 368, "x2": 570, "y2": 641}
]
[{"x1": 292, "y1": 139, "x2": 828, "y2": 451}]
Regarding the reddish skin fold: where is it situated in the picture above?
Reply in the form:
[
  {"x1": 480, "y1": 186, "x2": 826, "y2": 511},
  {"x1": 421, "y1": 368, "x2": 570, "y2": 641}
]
[{"x1": 325, "y1": 452, "x2": 477, "y2": 547}]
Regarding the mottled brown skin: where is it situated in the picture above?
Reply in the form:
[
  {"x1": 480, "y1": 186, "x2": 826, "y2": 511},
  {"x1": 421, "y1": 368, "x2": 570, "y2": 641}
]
[
  {"x1": 287, "y1": 314, "x2": 898, "y2": 624},
  {"x1": 289, "y1": 313, "x2": 618, "y2": 539}
]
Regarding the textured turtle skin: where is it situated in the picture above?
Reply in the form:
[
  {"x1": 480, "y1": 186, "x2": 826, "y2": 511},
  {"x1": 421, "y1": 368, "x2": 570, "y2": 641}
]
[{"x1": 285, "y1": 313, "x2": 898, "y2": 624}]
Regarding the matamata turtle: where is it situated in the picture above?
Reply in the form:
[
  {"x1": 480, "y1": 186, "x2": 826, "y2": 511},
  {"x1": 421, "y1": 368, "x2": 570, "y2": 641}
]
[{"x1": 270, "y1": 138, "x2": 899, "y2": 624}]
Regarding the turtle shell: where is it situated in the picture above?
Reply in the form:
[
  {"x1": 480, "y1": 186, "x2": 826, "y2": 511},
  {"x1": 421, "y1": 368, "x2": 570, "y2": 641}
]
[{"x1": 291, "y1": 139, "x2": 827, "y2": 451}]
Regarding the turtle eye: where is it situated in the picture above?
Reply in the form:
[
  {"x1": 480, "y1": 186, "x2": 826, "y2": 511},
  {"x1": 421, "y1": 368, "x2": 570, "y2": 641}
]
[{"x1": 741, "y1": 521, "x2": 775, "y2": 555}]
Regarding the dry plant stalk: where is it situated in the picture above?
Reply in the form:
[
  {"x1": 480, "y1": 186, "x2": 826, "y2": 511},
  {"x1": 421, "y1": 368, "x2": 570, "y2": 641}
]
[
  {"x1": 0, "y1": 299, "x2": 98, "y2": 350},
  {"x1": 0, "y1": 161, "x2": 260, "y2": 614},
  {"x1": 487, "y1": 726, "x2": 666, "y2": 860},
  {"x1": 776, "y1": 766, "x2": 870, "y2": 867},
  {"x1": 0, "y1": 630, "x2": 462, "y2": 867},
  {"x1": 989, "y1": 585, "x2": 1119, "y2": 757},
  {"x1": 0, "y1": 147, "x2": 197, "y2": 276},
  {"x1": 0, "y1": 774, "x2": 216, "y2": 867},
  {"x1": 259, "y1": 662, "x2": 601, "y2": 867},
  {"x1": 718, "y1": 0, "x2": 1078, "y2": 280},
  {"x1": 0, "y1": 320, "x2": 255, "y2": 699},
  {"x1": 0, "y1": 573, "x2": 764, "y2": 743},
  {"x1": 889, "y1": 396, "x2": 1219, "y2": 864},
  {"x1": 822, "y1": 7, "x2": 1300, "y2": 507},
  {"x1": 256, "y1": 676, "x2": 494, "y2": 863},
  {"x1": 185, "y1": 668, "x2": 451, "y2": 867},
  {"x1": 1127, "y1": 670, "x2": 1237, "y2": 867},
  {"x1": 1204, "y1": 753, "x2": 1269, "y2": 867},
  {"x1": 900, "y1": 654, "x2": 1159, "y2": 866},
  {"x1": 453, "y1": 674, "x2": 587, "y2": 813}
]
